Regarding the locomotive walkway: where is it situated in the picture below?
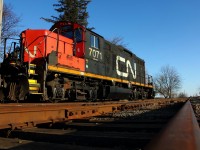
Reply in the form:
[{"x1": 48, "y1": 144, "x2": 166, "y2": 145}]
[{"x1": 0, "y1": 98, "x2": 200, "y2": 149}]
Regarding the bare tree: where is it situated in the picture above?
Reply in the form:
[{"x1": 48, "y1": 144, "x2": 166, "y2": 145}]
[
  {"x1": 0, "y1": 3, "x2": 21, "y2": 60},
  {"x1": 1, "y1": 3, "x2": 20, "y2": 39},
  {"x1": 178, "y1": 92, "x2": 188, "y2": 98},
  {"x1": 197, "y1": 87, "x2": 200, "y2": 96},
  {"x1": 0, "y1": 0, "x2": 3, "y2": 40},
  {"x1": 108, "y1": 36, "x2": 128, "y2": 48},
  {"x1": 154, "y1": 65, "x2": 181, "y2": 98}
]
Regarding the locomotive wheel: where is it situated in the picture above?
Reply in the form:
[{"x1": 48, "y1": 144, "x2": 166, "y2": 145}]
[
  {"x1": 0, "y1": 87, "x2": 5, "y2": 102},
  {"x1": 93, "y1": 89, "x2": 98, "y2": 101},
  {"x1": 16, "y1": 75, "x2": 29, "y2": 101},
  {"x1": 88, "y1": 89, "x2": 97, "y2": 101},
  {"x1": 68, "y1": 89, "x2": 77, "y2": 101}
]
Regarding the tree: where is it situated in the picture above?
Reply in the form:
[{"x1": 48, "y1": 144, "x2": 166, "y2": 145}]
[
  {"x1": 199, "y1": 87, "x2": 200, "y2": 94},
  {"x1": 178, "y1": 92, "x2": 188, "y2": 98},
  {"x1": 41, "y1": 0, "x2": 91, "y2": 27},
  {"x1": 109, "y1": 36, "x2": 128, "y2": 48},
  {"x1": 154, "y1": 65, "x2": 181, "y2": 98},
  {"x1": 0, "y1": 3, "x2": 21, "y2": 60},
  {"x1": 1, "y1": 3, "x2": 20, "y2": 40}
]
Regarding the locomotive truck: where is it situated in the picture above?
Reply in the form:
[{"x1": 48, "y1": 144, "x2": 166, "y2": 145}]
[{"x1": 0, "y1": 21, "x2": 154, "y2": 102}]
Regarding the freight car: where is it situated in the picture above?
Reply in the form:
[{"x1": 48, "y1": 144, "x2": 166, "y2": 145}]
[{"x1": 0, "y1": 21, "x2": 154, "y2": 102}]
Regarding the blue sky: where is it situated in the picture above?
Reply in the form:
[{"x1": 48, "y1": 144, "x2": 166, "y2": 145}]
[{"x1": 5, "y1": 0, "x2": 200, "y2": 96}]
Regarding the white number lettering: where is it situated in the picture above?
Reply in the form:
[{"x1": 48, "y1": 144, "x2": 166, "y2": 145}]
[{"x1": 89, "y1": 48, "x2": 102, "y2": 61}]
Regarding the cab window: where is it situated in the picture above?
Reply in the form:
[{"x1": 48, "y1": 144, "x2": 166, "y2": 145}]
[
  {"x1": 60, "y1": 25, "x2": 73, "y2": 39},
  {"x1": 75, "y1": 28, "x2": 82, "y2": 42},
  {"x1": 90, "y1": 35, "x2": 99, "y2": 49}
]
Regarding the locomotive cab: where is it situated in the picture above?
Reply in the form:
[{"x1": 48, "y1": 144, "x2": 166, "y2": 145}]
[{"x1": 50, "y1": 22, "x2": 86, "y2": 58}]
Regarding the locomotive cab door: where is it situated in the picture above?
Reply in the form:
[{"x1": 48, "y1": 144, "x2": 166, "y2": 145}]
[{"x1": 74, "y1": 27, "x2": 85, "y2": 58}]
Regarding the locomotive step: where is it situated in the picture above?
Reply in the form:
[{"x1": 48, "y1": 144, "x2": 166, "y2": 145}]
[
  {"x1": 29, "y1": 92, "x2": 43, "y2": 95},
  {"x1": 29, "y1": 83, "x2": 40, "y2": 87},
  {"x1": 28, "y1": 69, "x2": 36, "y2": 75},
  {"x1": 29, "y1": 86, "x2": 40, "y2": 91},
  {"x1": 28, "y1": 79, "x2": 38, "y2": 84},
  {"x1": 28, "y1": 64, "x2": 36, "y2": 69}
]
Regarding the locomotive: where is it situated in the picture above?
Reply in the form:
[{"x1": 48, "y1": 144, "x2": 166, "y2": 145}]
[{"x1": 0, "y1": 21, "x2": 154, "y2": 102}]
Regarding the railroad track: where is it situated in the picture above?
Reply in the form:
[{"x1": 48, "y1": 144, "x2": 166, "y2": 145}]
[{"x1": 0, "y1": 98, "x2": 199, "y2": 150}]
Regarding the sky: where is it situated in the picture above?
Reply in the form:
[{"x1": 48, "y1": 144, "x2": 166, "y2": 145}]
[{"x1": 4, "y1": 0, "x2": 200, "y2": 96}]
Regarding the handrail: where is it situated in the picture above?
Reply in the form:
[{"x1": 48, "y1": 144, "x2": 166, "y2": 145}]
[{"x1": 145, "y1": 100, "x2": 200, "y2": 150}]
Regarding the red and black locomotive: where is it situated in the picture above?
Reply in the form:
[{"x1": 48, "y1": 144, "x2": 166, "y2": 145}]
[{"x1": 0, "y1": 21, "x2": 154, "y2": 102}]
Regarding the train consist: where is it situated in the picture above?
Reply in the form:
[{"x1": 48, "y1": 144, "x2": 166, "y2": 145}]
[{"x1": 0, "y1": 21, "x2": 154, "y2": 102}]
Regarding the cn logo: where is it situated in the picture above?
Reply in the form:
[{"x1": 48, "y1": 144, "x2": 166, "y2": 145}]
[
  {"x1": 116, "y1": 56, "x2": 136, "y2": 79},
  {"x1": 25, "y1": 46, "x2": 37, "y2": 58}
]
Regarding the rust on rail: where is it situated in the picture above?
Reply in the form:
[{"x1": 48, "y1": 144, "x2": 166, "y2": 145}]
[
  {"x1": 0, "y1": 102, "x2": 122, "y2": 129},
  {"x1": 145, "y1": 101, "x2": 200, "y2": 150},
  {"x1": 0, "y1": 98, "x2": 187, "y2": 130}
]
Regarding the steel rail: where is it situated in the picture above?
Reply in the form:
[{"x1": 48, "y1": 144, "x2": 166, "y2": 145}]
[
  {"x1": 145, "y1": 100, "x2": 200, "y2": 150},
  {"x1": 0, "y1": 103, "x2": 123, "y2": 129},
  {"x1": 0, "y1": 98, "x2": 187, "y2": 130}
]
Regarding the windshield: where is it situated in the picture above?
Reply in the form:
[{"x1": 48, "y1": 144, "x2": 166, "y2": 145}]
[
  {"x1": 60, "y1": 25, "x2": 82, "y2": 43},
  {"x1": 60, "y1": 25, "x2": 73, "y2": 39}
]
